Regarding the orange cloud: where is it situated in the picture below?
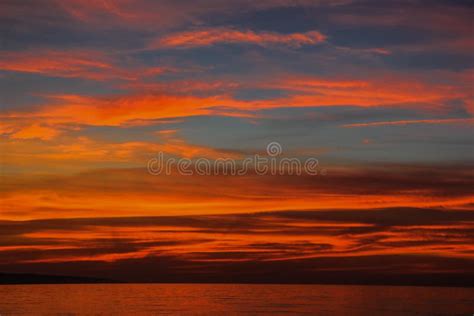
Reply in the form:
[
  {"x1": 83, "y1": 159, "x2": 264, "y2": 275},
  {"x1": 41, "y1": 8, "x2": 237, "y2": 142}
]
[
  {"x1": 0, "y1": 50, "x2": 119, "y2": 80},
  {"x1": 0, "y1": 50, "x2": 170, "y2": 81},
  {"x1": 264, "y1": 74, "x2": 467, "y2": 108},
  {"x1": 1, "y1": 205, "x2": 473, "y2": 271},
  {"x1": 153, "y1": 28, "x2": 326, "y2": 49},
  {"x1": 42, "y1": 94, "x2": 251, "y2": 125},
  {"x1": 342, "y1": 118, "x2": 474, "y2": 128},
  {"x1": 0, "y1": 72, "x2": 469, "y2": 138},
  {"x1": 10, "y1": 124, "x2": 60, "y2": 141},
  {"x1": 1, "y1": 164, "x2": 472, "y2": 220},
  {"x1": 155, "y1": 130, "x2": 241, "y2": 159},
  {"x1": 0, "y1": 131, "x2": 241, "y2": 174},
  {"x1": 1, "y1": 93, "x2": 258, "y2": 131}
]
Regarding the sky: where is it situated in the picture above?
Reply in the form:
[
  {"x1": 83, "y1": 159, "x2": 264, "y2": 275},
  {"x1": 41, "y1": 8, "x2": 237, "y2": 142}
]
[{"x1": 0, "y1": 0, "x2": 473, "y2": 284}]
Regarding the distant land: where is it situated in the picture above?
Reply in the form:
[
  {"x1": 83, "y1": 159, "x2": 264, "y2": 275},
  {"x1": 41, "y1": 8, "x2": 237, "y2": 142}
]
[
  {"x1": 0, "y1": 273, "x2": 116, "y2": 285},
  {"x1": 1, "y1": 272, "x2": 473, "y2": 287}
]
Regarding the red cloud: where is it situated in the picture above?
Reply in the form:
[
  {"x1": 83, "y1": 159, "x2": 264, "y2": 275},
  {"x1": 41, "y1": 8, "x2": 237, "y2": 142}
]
[
  {"x1": 0, "y1": 50, "x2": 119, "y2": 80},
  {"x1": 0, "y1": 50, "x2": 170, "y2": 81},
  {"x1": 153, "y1": 28, "x2": 326, "y2": 49},
  {"x1": 10, "y1": 124, "x2": 60, "y2": 141},
  {"x1": 342, "y1": 118, "x2": 474, "y2": 128},
  {"x1": 1, "y1": 72, "x2": 470, "y2": 134}
]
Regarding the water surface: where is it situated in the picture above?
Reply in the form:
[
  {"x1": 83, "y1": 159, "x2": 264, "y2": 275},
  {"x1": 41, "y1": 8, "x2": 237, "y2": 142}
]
[{"x1": 0, "y1": 284, "x2": 473, "y2": 315}]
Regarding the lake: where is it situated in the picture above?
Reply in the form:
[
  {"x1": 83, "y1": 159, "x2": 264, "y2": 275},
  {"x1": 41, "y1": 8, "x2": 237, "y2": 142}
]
[{"x1": 0, "y1": 283, "x2": 473, "y2": 315}]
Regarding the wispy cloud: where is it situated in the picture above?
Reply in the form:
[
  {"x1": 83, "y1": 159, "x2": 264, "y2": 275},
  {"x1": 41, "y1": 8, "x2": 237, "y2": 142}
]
[
  {"x1": 1, "y1": 164, "x2": 473, "y2": 220},
  {"x1": 1, "y1": 0, "x2": 473, "y2": 285},
  {"x1": 342, "y1": 118, "x2": 474, "y2": 128},
  {"x1": 9, "y1": 124, "x2": 60, "y2": 141},
  {"x1": 0, "y1": 207, "x2": 472, "y2": 282},
  {"x1": 2, "y1": 71, "x2": 468, "y2": 134},
  {"x1": 0, "y1": 50, "x2": 171, "y2": 81},
  {"x1": 0, "y1": 50, "x2": 121, "y2": 80},
  {"x1": 153, "y1": 28, "x2": 326, "y2": 49}
]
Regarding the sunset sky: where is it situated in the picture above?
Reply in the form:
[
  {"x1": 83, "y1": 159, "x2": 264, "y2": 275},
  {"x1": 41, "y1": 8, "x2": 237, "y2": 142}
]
[{"x1": 0, "y1": 0, "x2": 473, "y2": 284}]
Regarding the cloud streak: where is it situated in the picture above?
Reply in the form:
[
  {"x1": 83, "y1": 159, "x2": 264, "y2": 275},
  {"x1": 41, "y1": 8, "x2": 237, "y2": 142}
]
[
  {"x1": 342, "y1": 118, "x2": 474, "y2": 128},
  {"x1": 1, "y1": 71, "x2": 469, "y2": 140},
  {"x1": 1, "y1": 164, "x2": 473, "y2": 220},
  {"x1": 1, "y1": 0, "x2": 473, "y2": 286},
  {"x1": 0, "y1": 50, "x2": 170, "y2": 81},
  {"x1": 0, "y1": 207, "x2": 472, "y2": 284},
  {"x1": 154, "y1": 28, "x2": 326, "y2": 49}
]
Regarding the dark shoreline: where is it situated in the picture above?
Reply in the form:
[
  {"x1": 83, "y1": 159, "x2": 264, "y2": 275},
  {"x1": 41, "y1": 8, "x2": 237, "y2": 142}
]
[
  {"x1": 0, "y1": 273, "x2": 116, "y2": 285},
  {"x1": 2, "y1": 273, "x2": 473, "y2": 288}
]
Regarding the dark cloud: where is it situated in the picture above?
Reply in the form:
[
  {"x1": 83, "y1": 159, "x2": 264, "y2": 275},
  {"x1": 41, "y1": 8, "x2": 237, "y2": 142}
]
[
  {"x1": 1, "y1": 206, "x2": 473, "y2": 286},
  {"x1": 1, "y1": 0, "x2": 473, "y2": 288},
  {"x1": 1, "y1": 253, "x2": 474, "y2": 286}
]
